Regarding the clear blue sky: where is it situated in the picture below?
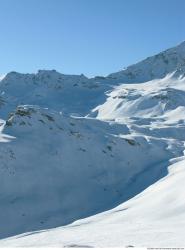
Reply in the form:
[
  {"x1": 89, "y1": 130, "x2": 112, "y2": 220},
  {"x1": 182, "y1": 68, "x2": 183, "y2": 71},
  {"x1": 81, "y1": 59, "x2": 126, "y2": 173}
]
[{"x1": 0, "y1": 0, "x2": 184, "y2": 77}]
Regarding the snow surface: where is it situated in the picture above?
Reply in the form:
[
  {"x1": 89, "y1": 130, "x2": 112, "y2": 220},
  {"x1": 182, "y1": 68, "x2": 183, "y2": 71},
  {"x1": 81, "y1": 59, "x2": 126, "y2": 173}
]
[
  {"x1": 1, "y1": 157, "x2": 185, "y2": 247},
  {"x1": 0, "y1": 41, "x2": 185, "y2": 247}
]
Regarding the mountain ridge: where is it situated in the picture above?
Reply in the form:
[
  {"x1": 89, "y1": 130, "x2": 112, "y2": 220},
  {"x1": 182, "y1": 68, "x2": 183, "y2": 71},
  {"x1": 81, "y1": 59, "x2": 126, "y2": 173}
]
[{"x1": 1, "y1": 40, "x2": 185, "y2": 84}]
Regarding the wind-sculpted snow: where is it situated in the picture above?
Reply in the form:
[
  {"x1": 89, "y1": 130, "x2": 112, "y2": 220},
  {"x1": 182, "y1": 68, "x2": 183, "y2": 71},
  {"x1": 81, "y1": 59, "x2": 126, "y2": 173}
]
[{"x1": 0, "y1": 41, "x2": 185, "y2": 246}]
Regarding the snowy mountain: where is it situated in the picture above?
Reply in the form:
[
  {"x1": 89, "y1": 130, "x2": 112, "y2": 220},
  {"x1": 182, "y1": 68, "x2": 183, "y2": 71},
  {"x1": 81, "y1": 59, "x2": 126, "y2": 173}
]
[
  {"x1": 0, "y1": 41, "x2": 185, "y2": 247},
  {"x1": 0, "y1": 70, "x2": 110, "y2": 118}
]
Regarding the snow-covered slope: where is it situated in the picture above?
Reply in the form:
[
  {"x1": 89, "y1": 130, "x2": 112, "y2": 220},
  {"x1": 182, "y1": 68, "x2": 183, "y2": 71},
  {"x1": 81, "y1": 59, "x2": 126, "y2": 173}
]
[
  {"x1": 93, "y1": 74, "x2": 185, "y2": 121},
  {"x1": 0, "y1": 41, "x2": 185, "y2": 247},
  {"x1": 1, "y1": 156, "x2": 184, "y2": 247},
  {"x1": 1, "y1": 105, "x2": 180, "y2": 239}
]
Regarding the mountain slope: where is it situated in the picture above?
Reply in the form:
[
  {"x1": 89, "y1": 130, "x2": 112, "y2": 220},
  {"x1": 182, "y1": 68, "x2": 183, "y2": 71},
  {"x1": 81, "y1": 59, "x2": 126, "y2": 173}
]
[
  {"x1": 92, "y1": 73, "x2": 185, "y2": 122},
  {"x1": 0, "y1": 105, "x2": 180, "y2": 239}
]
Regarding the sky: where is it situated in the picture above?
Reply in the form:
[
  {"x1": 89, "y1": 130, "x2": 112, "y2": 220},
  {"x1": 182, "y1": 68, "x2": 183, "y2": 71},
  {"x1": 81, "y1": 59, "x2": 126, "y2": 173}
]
[{"x1": 0, "y1": 0, "x2": 184, "y2": 77}]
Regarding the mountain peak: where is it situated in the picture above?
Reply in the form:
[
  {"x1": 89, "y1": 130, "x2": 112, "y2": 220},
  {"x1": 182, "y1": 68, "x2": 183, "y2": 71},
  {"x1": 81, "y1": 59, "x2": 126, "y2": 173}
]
[{"x1": 108, "y1": 40, "x2": 185, "y2": 83}]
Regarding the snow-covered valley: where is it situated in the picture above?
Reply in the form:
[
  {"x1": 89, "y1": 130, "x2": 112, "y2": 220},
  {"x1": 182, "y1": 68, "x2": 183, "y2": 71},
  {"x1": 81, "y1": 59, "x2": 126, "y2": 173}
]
[{"x1": 0, "y1": 41, "x2": 185, "y2": 247}]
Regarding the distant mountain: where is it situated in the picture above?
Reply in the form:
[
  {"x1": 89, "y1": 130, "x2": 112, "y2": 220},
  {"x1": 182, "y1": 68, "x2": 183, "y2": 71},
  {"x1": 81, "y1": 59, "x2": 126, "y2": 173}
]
[
  {"x1": 1, "y1": 41, "x2": 185, "y2": 119},
  {"x1": 0, "y1": 70, "x2": 109, "y2": 118},
  {"x1": 0, "y1": 41, "x2": 185, "y2": 247}
]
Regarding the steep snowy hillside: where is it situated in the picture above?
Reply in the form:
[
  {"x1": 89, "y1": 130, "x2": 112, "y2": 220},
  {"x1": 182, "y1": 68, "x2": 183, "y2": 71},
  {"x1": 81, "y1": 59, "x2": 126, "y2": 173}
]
[
  {"x1": 0, "y1": 105, "x2": 180, "y2": 239},
  {"x1": 0, "y1": 41, "x2": 185, "y2": 246}
]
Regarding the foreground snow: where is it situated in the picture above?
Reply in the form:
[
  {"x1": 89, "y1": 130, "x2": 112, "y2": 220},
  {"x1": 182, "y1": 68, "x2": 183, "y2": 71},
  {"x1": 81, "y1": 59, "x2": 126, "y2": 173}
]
[{"x1": 1, "y1": 157, "x2": 185, "y2": 247}]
